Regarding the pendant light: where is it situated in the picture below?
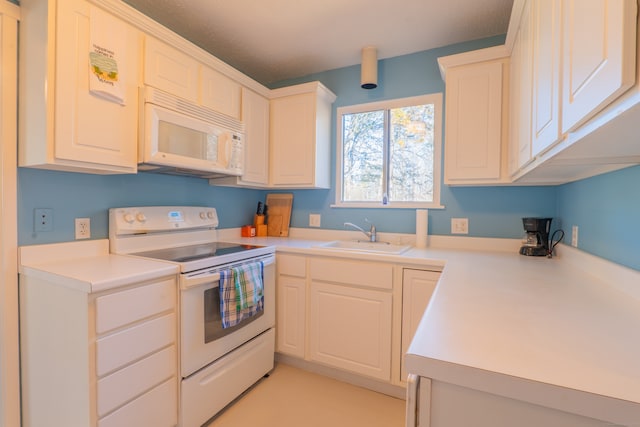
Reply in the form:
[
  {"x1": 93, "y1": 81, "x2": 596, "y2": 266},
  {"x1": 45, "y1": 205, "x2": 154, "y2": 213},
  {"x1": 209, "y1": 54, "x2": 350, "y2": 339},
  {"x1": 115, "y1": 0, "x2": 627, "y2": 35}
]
[{"x1": 360, "y1": 46, "x2": 378, "y2": 89}]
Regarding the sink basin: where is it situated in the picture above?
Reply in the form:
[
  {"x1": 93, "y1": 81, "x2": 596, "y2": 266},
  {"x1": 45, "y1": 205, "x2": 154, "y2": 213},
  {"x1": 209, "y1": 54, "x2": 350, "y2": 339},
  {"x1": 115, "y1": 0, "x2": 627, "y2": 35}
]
[{"x1": 315, "y1": 240, "x2": 411, "y2": 255}]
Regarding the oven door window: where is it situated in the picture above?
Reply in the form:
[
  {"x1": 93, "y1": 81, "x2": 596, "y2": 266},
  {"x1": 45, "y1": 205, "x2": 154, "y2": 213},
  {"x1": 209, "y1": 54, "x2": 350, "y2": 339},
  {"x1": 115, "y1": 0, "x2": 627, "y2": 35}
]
[{"x1": 203, "y1": 285, "x2": 264, "y2": 343}]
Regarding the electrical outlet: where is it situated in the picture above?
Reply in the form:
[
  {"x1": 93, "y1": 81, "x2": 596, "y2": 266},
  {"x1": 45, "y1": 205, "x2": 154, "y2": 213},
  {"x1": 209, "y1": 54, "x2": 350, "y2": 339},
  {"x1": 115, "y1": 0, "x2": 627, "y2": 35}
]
[
  {"x1": 451, "y1": 218, "x2": 469, "y2": 234},
  {"x1": 309, "y1": 213, "x2": 321, "y2": 227},
  {"x1": 34, "y1": 208, "x2": 54, "y2": 232},
  {"x1": 75, "y1": 218, "x2": 91, "y2": 239},
  {"x1": 571, "y1": 225, "x2": 578, "y2": 247}
]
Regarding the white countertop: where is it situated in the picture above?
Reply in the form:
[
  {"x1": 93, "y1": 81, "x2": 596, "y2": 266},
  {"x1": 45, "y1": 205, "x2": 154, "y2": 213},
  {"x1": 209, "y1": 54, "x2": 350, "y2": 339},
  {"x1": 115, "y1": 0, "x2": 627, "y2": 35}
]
[
  {"x1": 405, "y1": 249, "x2": 640, "y2": 425},
  {"x1": 219, "y1": 229, "x2": 640, "y2": 425},
  {"x1": 19, "y1": 240, "x2": 178, "y2": 293},
  {"x1": 19, "y1": 231, "x2": 640, "y2": 423}
]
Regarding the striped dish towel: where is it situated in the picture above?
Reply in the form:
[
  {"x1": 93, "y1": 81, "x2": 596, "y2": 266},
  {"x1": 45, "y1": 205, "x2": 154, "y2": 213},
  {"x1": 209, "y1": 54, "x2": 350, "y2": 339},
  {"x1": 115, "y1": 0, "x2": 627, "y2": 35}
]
[{"x1": 220, "y1": 261, "x2": 264, "y2": 329}]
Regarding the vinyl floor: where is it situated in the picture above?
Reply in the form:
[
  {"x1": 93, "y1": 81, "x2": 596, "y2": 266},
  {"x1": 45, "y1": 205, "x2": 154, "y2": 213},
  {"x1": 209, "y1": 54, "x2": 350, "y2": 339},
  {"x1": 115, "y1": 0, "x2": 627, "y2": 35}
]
[{"x1": 207, "y1": 363, "x2": 406, "y2": 427}]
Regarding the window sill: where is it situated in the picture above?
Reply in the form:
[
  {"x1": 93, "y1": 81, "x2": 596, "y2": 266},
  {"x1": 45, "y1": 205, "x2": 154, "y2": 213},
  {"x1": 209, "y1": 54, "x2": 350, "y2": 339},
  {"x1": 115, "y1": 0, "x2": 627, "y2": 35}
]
[{"x1": 330, "y1": 203, "x2": 445, "y2": 209}]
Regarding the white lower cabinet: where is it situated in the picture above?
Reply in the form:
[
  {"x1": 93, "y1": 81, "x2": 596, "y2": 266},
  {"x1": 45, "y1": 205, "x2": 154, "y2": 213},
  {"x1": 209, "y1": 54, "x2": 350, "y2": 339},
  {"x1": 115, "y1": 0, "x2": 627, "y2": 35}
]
[
  {"x1": 310, "y1": 281, "x2": 393, "y2": 381},
  {"x1": 20, "y1": 275, "x2": 178, "y2": 427},
  {"x1": 276, "y1": 254, "x2": 307, "y2": 358},
  {"x1": 411, "y1": 377, "x2": 613, "y2": 427},
  {"x1": 400, "y1": 269, "x2": 439, "y2": 382},
  {"x1": 275, "y1": 253, "x2": 441, "y2": 388}
]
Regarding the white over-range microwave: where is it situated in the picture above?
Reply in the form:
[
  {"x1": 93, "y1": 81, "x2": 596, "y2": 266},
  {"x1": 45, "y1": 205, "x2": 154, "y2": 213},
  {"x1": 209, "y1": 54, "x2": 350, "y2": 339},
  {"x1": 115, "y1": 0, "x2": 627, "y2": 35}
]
[{"x1": 138, "y1": 86, "x2": 245, "y2": 178}]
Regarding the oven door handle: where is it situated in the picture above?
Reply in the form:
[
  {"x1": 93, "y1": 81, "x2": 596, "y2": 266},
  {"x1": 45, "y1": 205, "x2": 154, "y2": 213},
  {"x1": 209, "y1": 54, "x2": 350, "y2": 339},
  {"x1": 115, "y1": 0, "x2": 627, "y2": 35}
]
[
  {"x1": 181, "y1": 255, "x2": 275, "y2": 290},
  {"x1": 181, "y1": 272, "x2": 222, "y2": 290}
]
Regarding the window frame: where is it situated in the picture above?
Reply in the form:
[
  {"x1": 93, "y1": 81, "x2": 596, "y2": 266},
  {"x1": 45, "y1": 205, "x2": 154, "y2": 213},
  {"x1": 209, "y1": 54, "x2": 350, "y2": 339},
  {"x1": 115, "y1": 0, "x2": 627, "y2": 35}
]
[{"x1": 333, "y1": 93, "x2": 444, "y2": 209}]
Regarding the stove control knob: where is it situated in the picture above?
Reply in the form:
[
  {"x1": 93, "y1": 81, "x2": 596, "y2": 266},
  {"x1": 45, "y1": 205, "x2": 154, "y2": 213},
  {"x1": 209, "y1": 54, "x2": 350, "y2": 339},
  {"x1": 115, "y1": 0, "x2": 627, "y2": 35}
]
[
  {"x1": 136, "y1": 213, "x2": 147, "y2": 223},
  {"x1": 123, "y1": 213, "x2": 135, "y2": 223},
  {"x1": 199, "y1": 212, "x2": 207, "y2": 219},
  {"x1": 207, "y1": 211, "x2": 215, "y2": 219}
]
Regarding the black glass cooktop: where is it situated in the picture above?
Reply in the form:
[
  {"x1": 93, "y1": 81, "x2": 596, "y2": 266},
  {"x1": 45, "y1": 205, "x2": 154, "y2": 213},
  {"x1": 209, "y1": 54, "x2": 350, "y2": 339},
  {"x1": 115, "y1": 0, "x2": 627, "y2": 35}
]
[{"x1": 132, "y1": 241, "x2": 264, "y2": 263}]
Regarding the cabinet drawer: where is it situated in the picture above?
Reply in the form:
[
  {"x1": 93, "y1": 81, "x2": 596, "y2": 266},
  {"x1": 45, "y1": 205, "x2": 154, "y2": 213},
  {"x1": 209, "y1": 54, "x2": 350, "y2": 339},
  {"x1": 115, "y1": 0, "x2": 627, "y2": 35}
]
[
  {"x1": 310, "y1": 258, "x2": 393, "y2": 290},
  {"x1": 96, "y1": 278, "x2": 175, "y2": 334},
  {"x1": 277, "y1": 254, "x2": 306, "y2": 277},
  {"x1": 98, "y1": 377, "x2": 177, "y2": 427},
  {"x1": 96, "y1": 313, "x2": 175, "y2": 376},
  {"x1": 97, "y1": 345, "x2": 176, "y2": 417}
]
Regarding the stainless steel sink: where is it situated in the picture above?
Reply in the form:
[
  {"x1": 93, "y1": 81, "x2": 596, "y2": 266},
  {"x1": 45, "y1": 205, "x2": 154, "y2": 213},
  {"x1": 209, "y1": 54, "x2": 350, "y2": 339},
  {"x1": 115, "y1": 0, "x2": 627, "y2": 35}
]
[{"x1": 314, "y1": 240, "x2": 411, "y2": 255}]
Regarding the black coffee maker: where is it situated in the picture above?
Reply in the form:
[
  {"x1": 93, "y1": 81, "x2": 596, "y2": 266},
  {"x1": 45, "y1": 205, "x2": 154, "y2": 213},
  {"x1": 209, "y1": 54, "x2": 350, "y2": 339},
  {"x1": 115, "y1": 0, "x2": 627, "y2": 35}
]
[{"x1": 519, "y1": 217, "x2": 552, "y2": 256}]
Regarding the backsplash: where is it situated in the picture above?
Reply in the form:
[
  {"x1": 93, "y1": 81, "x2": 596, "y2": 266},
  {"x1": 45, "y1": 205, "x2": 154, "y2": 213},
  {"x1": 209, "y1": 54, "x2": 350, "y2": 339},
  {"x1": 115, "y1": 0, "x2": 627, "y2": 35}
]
[
  {"x1": 557, "y1": 165, "x2": 640, "y2": 271},
  {"x1": 17, "y1": 168, "x2": 263, "y2": 245}
]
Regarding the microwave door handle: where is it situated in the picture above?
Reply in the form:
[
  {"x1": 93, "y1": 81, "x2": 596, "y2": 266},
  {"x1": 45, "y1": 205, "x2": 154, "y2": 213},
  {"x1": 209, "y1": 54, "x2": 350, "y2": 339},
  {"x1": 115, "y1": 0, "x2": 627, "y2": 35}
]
[{"x1": 181, "y1": 271, "x2": 222, "y2": 290}]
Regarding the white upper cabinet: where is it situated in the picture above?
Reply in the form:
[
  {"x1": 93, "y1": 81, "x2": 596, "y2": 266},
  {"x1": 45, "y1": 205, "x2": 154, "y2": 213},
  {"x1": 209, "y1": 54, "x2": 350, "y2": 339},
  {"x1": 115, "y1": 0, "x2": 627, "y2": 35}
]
[
  {"x1": 561, "y1": 0, "x2": 637, "y2": 134},
  {"x1": 200, "y1": 67, "x2": 242, "y2": 120},
  {"x1": 443, "y1": 58, "x2": 507, "y2": 183},
  {"x1": 438, "y1": 45, "x2": 510, "y2": 185},
  {"x1": 510, "y1": 0, "x2": 533, "y2": 172},
  {"x1": 19, "y1": 0, "x2": 140, "y2": 174},
  {"x1": 443, "y1": 0, "x2": 638, "y2": 185},
  {"x1": 531, "y1": 0, "x2": 562, "y2": 158},
  {"x1": 239, "y1": 88, "x2": 270, "y2": 185},
  {"x1": 208, "y1": 87, "x2": 269, "y2": 188},
  {"x1": 144, "y1": 37, "x2": 243, "y2": 122},
  {"x1": 270, "y1": 82, "x2": 336, "y2": 188},
  {"x1": 143, "y1": 36, "x2": 199, "y2": 103}
]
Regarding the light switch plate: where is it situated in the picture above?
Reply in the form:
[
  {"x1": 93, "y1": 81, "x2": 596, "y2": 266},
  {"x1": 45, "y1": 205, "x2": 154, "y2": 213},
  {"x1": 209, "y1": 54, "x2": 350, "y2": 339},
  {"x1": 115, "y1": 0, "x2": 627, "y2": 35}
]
[{"x1": 309, "y1": 214, "x2": 321, "y2": 227}]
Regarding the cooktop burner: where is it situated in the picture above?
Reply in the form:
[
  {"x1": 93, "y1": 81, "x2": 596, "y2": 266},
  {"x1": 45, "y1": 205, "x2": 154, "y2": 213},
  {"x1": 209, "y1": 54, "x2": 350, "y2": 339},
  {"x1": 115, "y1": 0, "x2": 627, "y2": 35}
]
[{"x1": 132, "y1": 241, "x2": 264, "y2": 264}]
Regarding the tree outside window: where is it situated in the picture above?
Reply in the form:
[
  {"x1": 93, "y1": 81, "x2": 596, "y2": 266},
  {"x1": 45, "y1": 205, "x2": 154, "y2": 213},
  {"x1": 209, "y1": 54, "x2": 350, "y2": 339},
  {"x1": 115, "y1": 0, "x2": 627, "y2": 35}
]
[{"x1": 336, "y1": 94, "x2": 442, "y2": 208}]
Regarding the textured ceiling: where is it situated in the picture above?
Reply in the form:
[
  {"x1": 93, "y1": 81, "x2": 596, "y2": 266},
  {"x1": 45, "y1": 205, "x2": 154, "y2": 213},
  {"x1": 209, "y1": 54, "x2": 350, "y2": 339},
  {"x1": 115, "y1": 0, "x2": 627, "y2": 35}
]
[{"x1": 124, "y1": 0, "x2": 514, "y2": 85}]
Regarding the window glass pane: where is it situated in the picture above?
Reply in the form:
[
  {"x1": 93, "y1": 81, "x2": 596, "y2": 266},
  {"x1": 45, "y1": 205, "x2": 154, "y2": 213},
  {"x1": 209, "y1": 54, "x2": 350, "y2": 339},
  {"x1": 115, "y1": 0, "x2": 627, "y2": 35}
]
[
  {"x1": 389, "y1": 104, "x2": 434, "y2": 202},
  {"x1": 342, "y1": 110, "x2": 384, "y2": 202}
]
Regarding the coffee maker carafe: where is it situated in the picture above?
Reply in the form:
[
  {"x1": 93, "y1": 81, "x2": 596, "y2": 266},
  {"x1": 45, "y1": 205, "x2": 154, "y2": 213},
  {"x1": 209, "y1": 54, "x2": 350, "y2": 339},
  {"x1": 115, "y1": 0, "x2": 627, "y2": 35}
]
[{"x1": 520, "y1": 217, "x2": 552, "y2": 256}]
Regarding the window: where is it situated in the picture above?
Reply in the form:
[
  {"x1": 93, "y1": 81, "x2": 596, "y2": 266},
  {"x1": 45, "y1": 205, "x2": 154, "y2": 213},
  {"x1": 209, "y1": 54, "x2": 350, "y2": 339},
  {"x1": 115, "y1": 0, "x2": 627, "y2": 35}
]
[{"x1": 335, "y1": 94, "x2": 443, "y2": 208}]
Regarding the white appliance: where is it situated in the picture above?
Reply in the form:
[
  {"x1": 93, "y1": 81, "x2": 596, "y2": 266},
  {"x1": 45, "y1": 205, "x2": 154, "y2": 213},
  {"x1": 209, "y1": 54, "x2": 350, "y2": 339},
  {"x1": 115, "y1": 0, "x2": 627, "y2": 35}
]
[
  {"x1": 109, "y1": 206, "x2": 275, "y2": 427},
  {"x1": 138, "y1": 87, "x2": 245, "y2": 179}
]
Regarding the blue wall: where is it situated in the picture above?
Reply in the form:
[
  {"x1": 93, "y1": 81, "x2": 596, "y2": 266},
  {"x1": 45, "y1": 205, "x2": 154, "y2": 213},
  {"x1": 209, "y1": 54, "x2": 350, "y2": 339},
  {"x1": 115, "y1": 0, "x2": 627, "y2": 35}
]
[
  {"x1": 17, "y1": 35, "x2": 560, "y2": 246},
  {"x1": 557, "y1": 165, "x2": 640, "y2": 271},
  {"x1": 269, "y1": 35, "x2": 558, "y2": 239},
  {"x1": 18, "y1": 169, "x2": 263, "y2": 245}
]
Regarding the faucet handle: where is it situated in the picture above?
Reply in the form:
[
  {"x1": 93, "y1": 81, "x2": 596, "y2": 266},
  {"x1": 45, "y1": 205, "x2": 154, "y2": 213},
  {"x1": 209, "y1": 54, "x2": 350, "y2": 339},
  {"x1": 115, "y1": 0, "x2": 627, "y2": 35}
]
[{"x1": 364, "y1": 218, "x2": 376, "y2": 232}]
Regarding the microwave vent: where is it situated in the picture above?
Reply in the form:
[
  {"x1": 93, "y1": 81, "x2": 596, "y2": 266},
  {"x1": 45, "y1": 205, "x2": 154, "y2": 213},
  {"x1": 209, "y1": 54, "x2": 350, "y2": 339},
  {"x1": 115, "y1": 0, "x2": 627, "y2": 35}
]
[{"x1": 145, "y1": 87, "x2": 245, "y2": 134}]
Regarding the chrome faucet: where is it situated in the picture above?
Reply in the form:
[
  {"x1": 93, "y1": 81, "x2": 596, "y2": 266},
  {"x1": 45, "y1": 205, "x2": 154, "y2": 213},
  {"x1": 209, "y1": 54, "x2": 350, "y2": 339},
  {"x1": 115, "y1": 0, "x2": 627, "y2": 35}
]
[{"x1": 344, "y1": 221, "x2": 377, "y2": 242}]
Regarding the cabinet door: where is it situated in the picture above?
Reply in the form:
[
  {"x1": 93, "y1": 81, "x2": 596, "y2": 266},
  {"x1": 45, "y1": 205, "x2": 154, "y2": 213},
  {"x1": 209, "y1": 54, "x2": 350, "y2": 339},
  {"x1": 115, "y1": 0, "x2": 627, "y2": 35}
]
[
  {"x1": 401, "y1": 269, "x2": 439, "y2": 381},
  {"x1": 276, "y1": 275, "x2": 306, "y2": 358},
  {"x1": 444, "y1": 60, "x2": 504, "y2": 182},
  {"x1": 54, "y1": 1, "x2": 138, "y2": 171},
  {"x1": 531, "y1": 0, "x2": 562, "y2": 158},
  {"x1": 144, "y1": 36, "x2": 198, "y2": 102},
  {"x1": 561, "y1": 0, "x2": 637, "y2": 133},
  {"x1": 515, "y1": 0, "x2": 534, "y2": 170},
  {"x1": 240, "y1": 88, "x2": 269, "y2": 185},
  {"x1": 200, "y1": 67, "x2": 241, "y2": 119},
  {"x1": 270, "y1": 93, "x2": 316, "y2": 186},
  {"x1": 309, "y1": 281, "x2": 392, "y2": 381}
]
